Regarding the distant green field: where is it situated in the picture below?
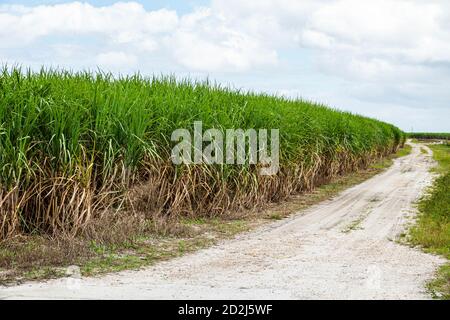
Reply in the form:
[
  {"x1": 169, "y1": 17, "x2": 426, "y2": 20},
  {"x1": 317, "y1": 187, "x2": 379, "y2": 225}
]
[
  {"x1": 408, "y1": 132, "x2": 450, "y2": 140},
  {"x1": 0, "y1": 67, "x2": 405, "y2": 239}
]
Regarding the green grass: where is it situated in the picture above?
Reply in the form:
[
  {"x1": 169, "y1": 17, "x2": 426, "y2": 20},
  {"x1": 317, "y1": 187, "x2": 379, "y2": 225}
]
[
  {"x1": 268, "y1": 213, "x2": 283, "y2": 220},
  {"x1": 395, "y1": 143, "x2": 412, "y2": 158},
  {"x1": 0, "y1": 66, "x2": 405, "y2": 239},
  {"x1": 410, "y1": 143, "x2": 450, "y2": 299},
  {"x1": 427, "y1": 265, "x2": 450, "y2": 300},
  {"x1": 430, "y1": 144, "x2": 450, "y2": 175}
]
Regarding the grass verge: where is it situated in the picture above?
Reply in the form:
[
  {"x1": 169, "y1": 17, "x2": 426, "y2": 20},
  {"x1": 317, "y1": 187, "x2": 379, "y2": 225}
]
[
  {"x1": 395, "y1": 143, "x2": 412, "y2": 158},
  {"x1": 0, "y1": 144, "x2": 411, "y2": 285},
  {"x1": 410, "y1": 142, "x2": 450, "y2": 299}
]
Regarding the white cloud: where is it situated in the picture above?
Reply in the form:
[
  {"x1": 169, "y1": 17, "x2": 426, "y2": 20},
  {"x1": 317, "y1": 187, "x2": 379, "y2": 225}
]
[
  {"x1": 96, "y1": 51, "x2": 137, "y2": 69},
  {"x1": 299, "y1": 0, "x2": 450, "y2": 76},
  {"x1": 3, "y1": 0, "x2": 449, "y2": 76},
  {"x1": 170, "y1": 8, "x2": 278, "y2": 72},
  {"x1": 301, "y1": 30, "x2": 334, "y2": 50},
  {"x1": 205, "y1": 0, "x2": 450, "y2": 130},
  {"x1": 209, "y1": 0, "x2": 450, "y2": 80},
  {"x1": 0, "y1": 2, "x2": 178, "y2": 46},
  {"x1": 0, "y1": 0, "x2": 449, "y2": 130},
  {"x1": 0, "y1": 1, "x2": 278, "y2": 72}
]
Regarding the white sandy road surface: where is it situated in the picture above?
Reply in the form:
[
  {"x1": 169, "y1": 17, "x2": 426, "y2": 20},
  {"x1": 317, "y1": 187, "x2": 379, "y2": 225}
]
[{"x1": 0, "y1": 142, "x2": 445, "y2": 299}]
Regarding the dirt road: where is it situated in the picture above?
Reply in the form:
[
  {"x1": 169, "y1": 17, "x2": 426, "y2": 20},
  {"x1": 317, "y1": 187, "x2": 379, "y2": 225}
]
[{"x1": 0, "y1": 141, "x2": 445, "y2": 299}]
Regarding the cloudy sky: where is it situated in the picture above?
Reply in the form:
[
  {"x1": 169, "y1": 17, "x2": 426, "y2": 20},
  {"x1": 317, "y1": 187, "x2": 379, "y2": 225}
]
[{"x1": 1, "y1": 0, "x2": 449, "y2": 131}]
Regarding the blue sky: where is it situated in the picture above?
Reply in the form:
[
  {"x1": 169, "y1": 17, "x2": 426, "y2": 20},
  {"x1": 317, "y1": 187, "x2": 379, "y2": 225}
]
[
  {"x1": 1, "y1": 0, "x2": 449, "y2": 132},
  {"x1": 2, "y1": 0, "x2": 209, "y2": 13}
]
